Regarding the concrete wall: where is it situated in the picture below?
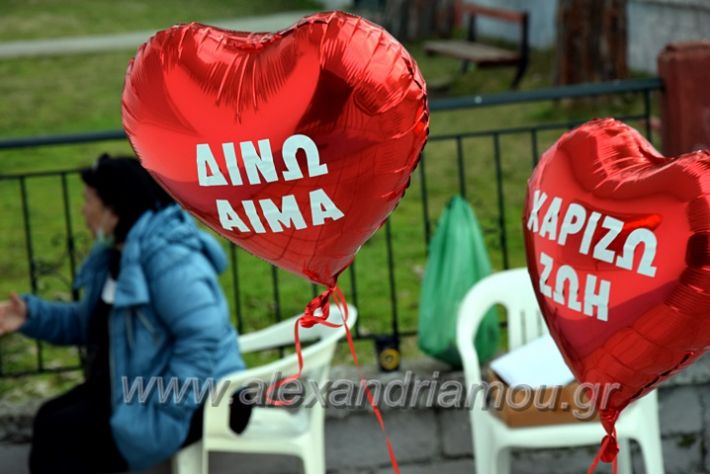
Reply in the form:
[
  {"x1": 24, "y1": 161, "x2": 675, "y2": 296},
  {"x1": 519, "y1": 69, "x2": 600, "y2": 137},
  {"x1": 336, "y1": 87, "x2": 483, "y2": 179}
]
[
  {"x1": 464, "y1": 0, "x2": 710, "y2": 73},
  {"x1": 629, "y1": 0, "x2": 710, "y2": 72}
]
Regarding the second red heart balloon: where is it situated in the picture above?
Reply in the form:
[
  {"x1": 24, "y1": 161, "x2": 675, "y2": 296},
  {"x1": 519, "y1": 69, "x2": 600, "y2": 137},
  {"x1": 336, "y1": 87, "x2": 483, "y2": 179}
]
[
  {"x1": 524, "y1": 118, "x2": 710, "y2": 449},
  {"x1": 122, "y1": 11, "x2": 429, "y2": 287}
]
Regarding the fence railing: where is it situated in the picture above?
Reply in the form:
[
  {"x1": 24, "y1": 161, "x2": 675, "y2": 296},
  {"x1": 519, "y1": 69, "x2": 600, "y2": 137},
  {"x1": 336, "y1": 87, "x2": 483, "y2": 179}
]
[{"x1": 0, "y1": 77, "x2": 663, "y2": 377}]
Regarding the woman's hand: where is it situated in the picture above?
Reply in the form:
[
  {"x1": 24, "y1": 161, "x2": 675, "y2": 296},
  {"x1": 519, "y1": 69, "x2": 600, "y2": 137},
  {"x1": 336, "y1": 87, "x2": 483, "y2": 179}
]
[{"x1": 0, "y1": 293, "x2": 27, "y2": 336}]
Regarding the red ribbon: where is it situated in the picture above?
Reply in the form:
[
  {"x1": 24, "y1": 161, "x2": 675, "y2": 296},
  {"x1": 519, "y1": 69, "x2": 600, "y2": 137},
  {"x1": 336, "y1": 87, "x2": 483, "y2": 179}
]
[
  {"x1": 587, "y1": 433, "x2": 618, "y2": 474},
  {"x1": 587, "y1": 410, "x2": 620, "y2": 474},
  {"x1": 266, "y1": 286, "x2": 401, "y2": 474}
]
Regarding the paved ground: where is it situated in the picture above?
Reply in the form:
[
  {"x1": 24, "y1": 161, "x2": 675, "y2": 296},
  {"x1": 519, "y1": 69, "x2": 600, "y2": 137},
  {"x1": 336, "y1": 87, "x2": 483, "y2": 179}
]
[{"x1": 3, "y1": 353, "x2": 710, "y2": 474}]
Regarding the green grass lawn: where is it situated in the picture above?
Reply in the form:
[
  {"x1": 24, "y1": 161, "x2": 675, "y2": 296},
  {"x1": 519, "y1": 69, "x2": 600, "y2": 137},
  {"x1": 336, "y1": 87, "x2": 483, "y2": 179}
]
[
  {"x1": 0, "y1": 0, "x2": 321, "y2": 41},
  {"x1": 0, "y1": 2, "x2": 660, "y2": 398}
]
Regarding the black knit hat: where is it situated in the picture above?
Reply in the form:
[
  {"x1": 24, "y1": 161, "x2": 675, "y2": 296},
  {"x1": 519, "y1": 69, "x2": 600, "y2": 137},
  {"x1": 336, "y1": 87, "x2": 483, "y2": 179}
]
[{"x1": 80, "y1": 153, "x2": 175, "y2": 243}]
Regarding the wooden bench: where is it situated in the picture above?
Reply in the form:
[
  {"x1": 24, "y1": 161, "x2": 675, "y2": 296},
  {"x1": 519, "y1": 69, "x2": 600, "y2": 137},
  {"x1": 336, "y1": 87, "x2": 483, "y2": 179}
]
[{"x1": 424, "y1": 1, "x2": 529, "y2": 88}]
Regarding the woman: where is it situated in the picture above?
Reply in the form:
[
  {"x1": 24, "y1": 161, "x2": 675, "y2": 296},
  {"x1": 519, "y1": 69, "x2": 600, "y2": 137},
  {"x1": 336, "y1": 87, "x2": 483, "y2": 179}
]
[{"x1": 0, "y1": 154, "x2": 248, "y2": 473}]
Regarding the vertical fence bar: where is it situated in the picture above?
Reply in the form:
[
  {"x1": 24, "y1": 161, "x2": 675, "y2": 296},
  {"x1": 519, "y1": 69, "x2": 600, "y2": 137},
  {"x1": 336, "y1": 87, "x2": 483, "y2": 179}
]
[
  {"x1": 348, "y1": 261, "x2": 360, "y2": 337},
  {"x1": 20, "y1": 177, "x2": 43, "y2": 371},
  {"x1": 0, "y1": 214, "x2": 3, "y2": 370},
  {"x1": 60, "y1": 173, "x2": 78, "y2": 301},
  {"x1": 492, "y1": 134, "x2": 509, "y2": 269},
  {"x1": 271, "y1": 266, "x2": 284, "y2": 357},
  {"x1": 644, "y1": 89, "x2": 653, "y2": 142},
  {"x1": 60, "y1": 172, "x2": 83, "y2": 368},
  {"x1": 456, "y1": 136, "x2": 466, "y2": 198},
  {"x1": 384, "y1": 220, "x2": 399, "y2": 338},
  {"x1": 229, "y1": 244, "x2": 244, "y2": 334},
  {"x1": 19, "y1": 178, "x2": 37, "y2": 293},
  {"x1": 530, "y1": 129, "x2": 540, "y2": 167},
  {"x1": 418, "y1": 152, "x2": 431, "y2": 249},
  {"x1": 271, "y1": 266, "x2": 282, "y2": 322}
]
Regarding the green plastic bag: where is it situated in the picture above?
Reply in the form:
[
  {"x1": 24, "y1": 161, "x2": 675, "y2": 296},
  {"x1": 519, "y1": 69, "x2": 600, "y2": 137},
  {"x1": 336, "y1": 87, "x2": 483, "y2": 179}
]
[{"x1": 418, "y1": 196, "x2": 500, "y2": 367}]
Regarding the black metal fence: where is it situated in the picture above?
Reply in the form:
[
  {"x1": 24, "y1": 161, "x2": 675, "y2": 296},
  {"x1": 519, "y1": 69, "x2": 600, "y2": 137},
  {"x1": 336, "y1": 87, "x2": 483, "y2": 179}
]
[{"x1": 0, "y1": 78, "x2": 663, "y2": 378}]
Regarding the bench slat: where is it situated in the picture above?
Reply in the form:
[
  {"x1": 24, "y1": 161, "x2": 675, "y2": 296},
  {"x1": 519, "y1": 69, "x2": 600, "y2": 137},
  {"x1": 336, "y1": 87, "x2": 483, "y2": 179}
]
[{"x1": 424, "y1": 40, "x2": 521, "y2": 65}]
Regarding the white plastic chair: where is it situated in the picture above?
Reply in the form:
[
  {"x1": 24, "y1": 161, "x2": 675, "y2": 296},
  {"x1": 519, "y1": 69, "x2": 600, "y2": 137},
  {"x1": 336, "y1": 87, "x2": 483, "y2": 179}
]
[
  {"x1": 456, "y1": 268, "x2": 664, "y2": 474},
  {"x1": 172, "y1": 304, "x2": 357, "y2": 474}
]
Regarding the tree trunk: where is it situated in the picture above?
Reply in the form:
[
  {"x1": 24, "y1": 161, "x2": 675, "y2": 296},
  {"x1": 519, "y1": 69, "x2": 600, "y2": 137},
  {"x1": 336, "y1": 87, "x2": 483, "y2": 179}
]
[{"x1": 555, "y1": 0, "x2": 628, "y2": 85}]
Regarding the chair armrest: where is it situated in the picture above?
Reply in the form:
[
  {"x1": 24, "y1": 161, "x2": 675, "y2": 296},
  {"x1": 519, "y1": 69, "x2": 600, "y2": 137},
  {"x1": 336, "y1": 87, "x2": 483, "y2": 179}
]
[
  {"x1": 219, "y1": 354, "x2": 307, "y2": 390},
  {"x1": 204, "y1": 307, "x2": 355, "y2": 440},
  {"x1": 239, "y1": 317, "x2": 301, "y2": 354},
  {"x1": 203, "y1": 337, "x2": 339, "y2": 438}
]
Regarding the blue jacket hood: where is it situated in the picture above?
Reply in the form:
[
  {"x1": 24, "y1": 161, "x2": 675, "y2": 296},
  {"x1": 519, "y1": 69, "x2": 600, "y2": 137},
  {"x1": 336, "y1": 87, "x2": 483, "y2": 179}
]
[
  {"x1": 76, "y1": 205, "x2": 227, "y2": 307},
  {"x1": 125, "y1": 204, "x2": 227, "y2": 272}
]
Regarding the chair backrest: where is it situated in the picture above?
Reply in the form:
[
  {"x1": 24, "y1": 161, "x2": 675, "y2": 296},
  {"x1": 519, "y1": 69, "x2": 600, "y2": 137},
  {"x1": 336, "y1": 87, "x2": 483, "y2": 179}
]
[
  {"x1": 502, "y1": 271, "x2": 548, "y2": 350},
  {"x1": 457, "y1": 268, "x2": 543, "y2": 391}
]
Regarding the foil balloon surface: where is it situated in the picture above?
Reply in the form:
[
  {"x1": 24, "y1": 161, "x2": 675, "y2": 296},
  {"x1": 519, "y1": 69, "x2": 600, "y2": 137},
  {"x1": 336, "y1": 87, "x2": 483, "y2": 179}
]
[
  {"x1": 122, "y1": 11, "x2": 429, "y2": 287},
  {"x1": 524, "y1": 118, "x2": 710, "y2": 461}
]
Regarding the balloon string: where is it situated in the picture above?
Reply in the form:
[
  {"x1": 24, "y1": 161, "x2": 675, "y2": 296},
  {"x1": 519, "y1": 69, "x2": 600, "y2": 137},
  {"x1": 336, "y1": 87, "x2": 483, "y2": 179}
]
[
  {"x1": 265, "y1": 286, "x2": 401, "y2": 474},
  {"x1": 587, "y1": 431, "x2": 619, "y2": 474},
  {"x1": 331, "y1": 286, "x2": 401, "y2": 474}
]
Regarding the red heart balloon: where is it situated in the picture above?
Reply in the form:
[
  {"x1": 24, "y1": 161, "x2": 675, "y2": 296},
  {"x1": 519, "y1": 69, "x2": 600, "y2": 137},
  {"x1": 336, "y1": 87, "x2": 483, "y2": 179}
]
[
  {"x1": 524, "y1": 118, "x2": 710, "y2": 422},
  {"x1": 121, "y1": 11, "x2": 429, "y2": 286}
]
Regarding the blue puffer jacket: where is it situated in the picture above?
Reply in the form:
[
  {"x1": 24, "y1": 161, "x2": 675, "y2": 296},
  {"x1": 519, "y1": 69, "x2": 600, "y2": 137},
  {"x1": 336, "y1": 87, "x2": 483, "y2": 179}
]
[{"x1": 20, "y1": 205, "x2": 245, "y2": 470}]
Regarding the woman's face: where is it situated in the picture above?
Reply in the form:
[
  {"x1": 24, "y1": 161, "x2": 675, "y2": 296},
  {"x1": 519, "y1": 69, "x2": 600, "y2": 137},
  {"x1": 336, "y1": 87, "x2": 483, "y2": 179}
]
[{"x1": 82, "y1": 185, "x2": 118, "y2": 238}]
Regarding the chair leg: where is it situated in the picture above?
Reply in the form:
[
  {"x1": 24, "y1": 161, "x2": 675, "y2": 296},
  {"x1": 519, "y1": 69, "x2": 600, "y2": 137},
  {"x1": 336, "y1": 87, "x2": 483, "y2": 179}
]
[
  {"x1": 473, "y1": 428, "x2": 497, "y2": 474},
  {"x1": 497, "y1": 447, "x2": 512, "y2": 474},
  {"x1": 301, "y1": 447, "x2": 326, "y2": 474},
  {"x1": 171, "y1": 442, "x2": 207, "y2": 474},
  {"x1": 616, "y1": 438, "x2": 632, "y2": 474},
  {"x1": 300, "y1": 421, "x2": 326, "y2": 474}
]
